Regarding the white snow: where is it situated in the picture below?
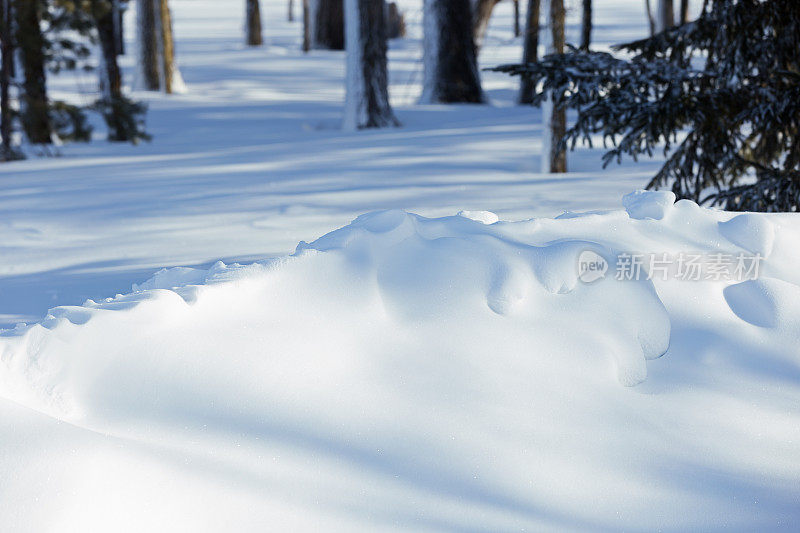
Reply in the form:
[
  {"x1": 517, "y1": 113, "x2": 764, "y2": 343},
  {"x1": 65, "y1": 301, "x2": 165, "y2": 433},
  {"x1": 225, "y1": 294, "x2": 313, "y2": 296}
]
[
  {"x1": 457, "y1": 209, "x2": 499, "y2": 224},
  {"x1": 719, "y1": 212, "x2": 776, "y2": 257},
  {"x1": 1, "y1": 0, "x2": 798, "y2": 530},
  {"x1": 2, "y1": 194, "x2": 800, "y2": 530},
  {"x1": 622, "y1": 189, "x2": 677, "y2": 220}
]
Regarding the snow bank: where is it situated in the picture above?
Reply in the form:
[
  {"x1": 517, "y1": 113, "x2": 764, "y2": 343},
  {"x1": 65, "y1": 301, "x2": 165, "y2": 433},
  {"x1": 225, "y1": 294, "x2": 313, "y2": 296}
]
[{"x1": 1, "y1": 193, "x2": 799, "y2": 531}]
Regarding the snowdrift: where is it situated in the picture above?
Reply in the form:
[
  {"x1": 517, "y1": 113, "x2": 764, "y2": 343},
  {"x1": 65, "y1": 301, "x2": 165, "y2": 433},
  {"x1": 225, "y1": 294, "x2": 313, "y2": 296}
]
[{"x1": 1, "y1": 192, "x2": 799, "y2": 531}]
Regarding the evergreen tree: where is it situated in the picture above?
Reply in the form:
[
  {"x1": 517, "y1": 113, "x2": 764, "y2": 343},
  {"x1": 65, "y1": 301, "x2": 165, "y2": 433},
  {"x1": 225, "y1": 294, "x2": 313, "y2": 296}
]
[{"x1": 493, "y1": 0, "x2": 800, "y2": 211}]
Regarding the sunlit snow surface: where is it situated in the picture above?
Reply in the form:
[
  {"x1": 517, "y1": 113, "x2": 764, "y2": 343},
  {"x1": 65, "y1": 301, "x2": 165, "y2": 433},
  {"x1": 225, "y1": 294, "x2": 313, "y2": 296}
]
[
  {"x1": 0, "y1": 0, "x2": 798, "y2": 530},
  {"x1": 2, "y1": 193, "x2": 800, "y2": 531}
]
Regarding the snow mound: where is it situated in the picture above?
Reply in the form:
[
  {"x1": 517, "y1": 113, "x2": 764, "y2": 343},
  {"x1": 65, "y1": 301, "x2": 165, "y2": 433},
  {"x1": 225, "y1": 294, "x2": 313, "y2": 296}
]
[
  {"x1": 719, "y1": 213, "x2": 776, "y2": 257},
  {"x1": 724, "y1": 277, "x2": 800, "y2": 328},
  {"x1": 2, "y1": 198, "x2": 800, "y2": 531},
  {"x1": 457, "y1": 210, "x2": 499, "y2": 224},
  {"x1": 622, "y1": 189, "x2": 676, "y2": 220}
]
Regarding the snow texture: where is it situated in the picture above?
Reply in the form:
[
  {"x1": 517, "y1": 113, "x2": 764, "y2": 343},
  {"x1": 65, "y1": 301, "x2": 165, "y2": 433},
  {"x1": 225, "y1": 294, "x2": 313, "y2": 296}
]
[
  {"x1": 719, "y1": 213, "x2": 776, "y2": 257},
  {"x1": 0, "y1": 0, "x2": 798, "y2": 530},
  {"x1": 2, "y1": 196, "x2": 800, "y2": 530}
]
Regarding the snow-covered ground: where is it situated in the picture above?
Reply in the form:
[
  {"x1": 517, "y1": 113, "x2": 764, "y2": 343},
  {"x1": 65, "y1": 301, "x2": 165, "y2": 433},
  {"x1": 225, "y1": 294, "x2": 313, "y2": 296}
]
[
  {"x1": 1, "y1": 0, "x2": 798, "y2": 531},
  {"x1": 0, "y1": 0, "x2": 661, "y2": 327}
]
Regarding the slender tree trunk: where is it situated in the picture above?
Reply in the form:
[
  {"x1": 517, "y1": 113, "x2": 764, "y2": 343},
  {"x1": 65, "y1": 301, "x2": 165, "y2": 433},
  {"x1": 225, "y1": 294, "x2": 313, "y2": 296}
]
[
  {"x1": 0, "y1": 0, "x2": 17, "y2": 159},
  {"x1": 473, "y1": 0, "x2": 501, "y2": 48},
  {"x1": 314, "y1": 0, "x2": 344, "y2": 50},
  {"x1": 656, "y1": 0, "x2": 673, "y2": 32},
  {"x1": 302, "y1": 0, "x2": 310, "y2": 51},
  {"x1": 138, "y1": 0, "x2": 160, "y2": 90},
  {"x1": 541, "y1": 0, "x2": 566, "y2": 173},
  {"x1": 14, "y1": 0, "x2": 51, "y2": 144},
  {"x1": 113, "y1": 0, "x2": 125, "y2": 55},
  {"x1": 644, "y1": 0, "x2": 655, "y2": 35},
  {"x1": 246, "y1": 0, "x2": 263, "y2": 46},
  {"x1": 580, "y1": 0, "x2": 591, "y2": 50},
  {"x1": 157, "y1": 0, "x2": 177, "y2": 93},
  {"x1": 343, "y1": 0, "x2": 398, "y2": 129},
  {"x1": 517, "y1": 0, "x2": 539, "y2": 104},
  {"x1": 513, "y1": 0, "x2": 520, "y2": 37},
  {"x1": 288, "y1": 0, "x2": 294, "y2": 21},
  {"x1": 679, "y1": 0, "x2": 688, "y2": 24},
  {"x1": 92, "y1": 0, "x2": 130, "y2": 141},
  {"x1": 421, "y1": 0, "x2": 484, "y2": 104}
]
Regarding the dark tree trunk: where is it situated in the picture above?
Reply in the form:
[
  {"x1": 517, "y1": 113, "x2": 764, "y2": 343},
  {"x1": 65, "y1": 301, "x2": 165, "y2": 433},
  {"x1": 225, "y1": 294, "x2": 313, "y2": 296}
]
[
  {"x1": 656, "y1": 0, "x2": 673, "y2": 32},
  {"x1": 288, "y1": 0, "x2": 294, "y2": 21},
  {"x1": 14, "y1": 0, "x2": 51, "y2": 144},
  {"x1": 314, "y1": 0, "x2": 344, "y2": 50},
  {"x1": 0, "y1": 0, "x2": 18, "y2": 159},
  {"x1": 513, "y1": 0, "x2": 520, "y2": 37},
  {"x1": 472, "y1": 0, "x2": 501, "y2": 48},
  {"x1": 302, "y1": 0, "x2": 310, "y2": 51},
  {"x1": 138, "y1": 0, "x2": 160, "y2": 90},
  {"x1": 92, "y1": 0, "x2": 130, "y2": 141},
  {"x1": 157, "y1": 0, "x2": 177, "y2": 93},
  {"x1": 113, "y1": 0, "x2": 125, "y2": 55},
  {"x1": 545, "y1": 0, "x2": 566, "y2": 173},
  {"x1": 644, "y1": 0, "x2": 655, "y2": 35},
  {"x1": 246, "y1": 0, "x2": 263, "y2": 46},
  {"x1": 580, "y1": 0, "x2": 591, "y2": 50},
  {"x1": 422, "y1": 0, "x2": 484, "y2": 104},
  {"x1": 344, "y1": 0, "x2": 397, "y2": 129},
  {"x1": 679, "y1": 0, "x2": 688, "y2": 24},
  {"x1": 517, "y1": 0, "x2": 539, "y2": 104},
  {"x1": 386, "y1": 2, "x2": 405, "y2": 39}
]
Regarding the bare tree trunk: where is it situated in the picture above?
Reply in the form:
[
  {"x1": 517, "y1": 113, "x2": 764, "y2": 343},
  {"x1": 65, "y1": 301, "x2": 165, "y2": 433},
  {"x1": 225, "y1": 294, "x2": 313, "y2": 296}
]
[
  {"x1": 157, "y1": 0, "x2": 177, "y2": 93},
  {"x1": 422, "y1": 0, "x2": 484, "y2": 104},
  {"x1": 288, "y1": 0, "x2": 294, "y2": 21},
  {"x1": 302, "y1": 0, "x2": 311, "y2": 51},
  {"x1": 656, "y1": 0, "x2": 673, "y2": 32},
  {"x1": 92, "y1": 0, "x2": 130, "y2": 141},
  {"x1": 473, "y1": 0, "x2": 501, "y2": 48},
  {"x1": 517, "y1": 0, "x2": 539, "y2": 104},
  {"x1": 541, "y1": 0, "x2": 566, "y2": 173},
  {"x1": 343, "y1": 0, "x2": 398, "y2": 129},
  {"x1": 644, "y1": 0, "x2": 655, "y2": 35},
  {"x1": 513, "y1": 0, "x2": 520, "y2": 37},
  {"x1": 113, "y1": 0, "x2": 125, "y2": 55},
  {"x1": 138, "y1": 0, "x2": 160, "y2": 90},
  {"x1": 0, "y1": 0, "x2": 18, "y2": 159},
  {"x1": 386, "y1": 2, "x2": 405, "y2": 39},
  {"x1": 314, "y1": 0, "x2": 344, "y2": 50},
  {"x1": 246, "y1": 0, "x2": 263, "y2": 46},
  {"x1": 580, "y1": 0, "x2": 591, "y2": 50},
  {"x1": 679, "y1": 0, "x2": 688, "y2": 24},
  {"x1": 14, "y1": 0, "x2": 51, "y2": 144}
]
